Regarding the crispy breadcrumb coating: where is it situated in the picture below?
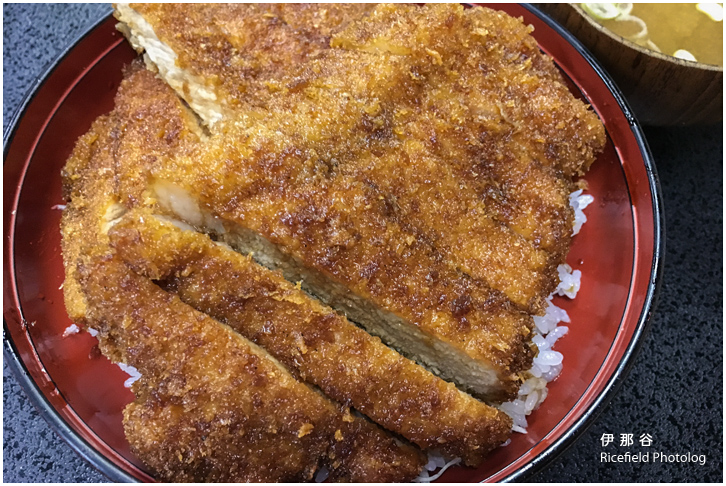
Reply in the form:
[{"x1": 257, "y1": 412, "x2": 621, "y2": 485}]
[{"x1": 109, "y1": 209, "x2": 512, "y2": 465}]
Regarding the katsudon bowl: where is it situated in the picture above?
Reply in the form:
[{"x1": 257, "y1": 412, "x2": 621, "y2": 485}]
[{"x1": 3, "y1": 3, "x2": 663, "y2": 482}]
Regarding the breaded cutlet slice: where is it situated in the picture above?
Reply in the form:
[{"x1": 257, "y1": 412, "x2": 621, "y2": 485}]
[
  {"x1": 150, "y1": 170, "x2": 535, "y2": 402},
  {"x1": 113, "y1": 6, "x2": 539, "y2": 401},
  {"x1": 60, "y1": 61, "x2": 206, "y2": 325},
  {"x1": 114, "y1": 2, "x2": 560, "y2": 315},
  {"x1": 64, "y1": 64, "x2": 522, "y2": 473},
  {"x1": 115, "y1": 3, "x2": 606, "y2": 311},
  {"x1": 61, "y1": 64, "x2": 426, "y2": 482},
  {"x1": 114, "y1": 3, "x2": 374, "y2": 125},
  {"x1": 60, "y1": 114, "x2": 119, "y2": 326},
  {"x1": 334, "y1": 4, "x2": 605, "y2": 179},
  {"x1": 108, "y1": 209, "x2": 513, "y2": 466},
  {"x1": 78, "y1": 256, "x2": 425, "y2": 482}
]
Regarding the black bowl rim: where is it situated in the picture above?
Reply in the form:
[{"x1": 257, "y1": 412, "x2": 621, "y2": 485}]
[{"x1": 2, "y1": 4, "x2": 665, "y2": 483}]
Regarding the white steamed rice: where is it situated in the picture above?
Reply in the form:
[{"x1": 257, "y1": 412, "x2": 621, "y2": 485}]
[
  {"x1": 414, "y1": 451, "x2": 462, "y2": 482},
  {"x1": 570, "y1": 189, "x2": 594, "y2": 236},
  {"x1": 117, "y1": 362, "x2": 142, "y2": 388},
  {"x1": 497, "y1": 190, "x2": 589, "y2": 434},
  {"x1": 62, "y1": 323, "x2": 80, "y2": 337}
]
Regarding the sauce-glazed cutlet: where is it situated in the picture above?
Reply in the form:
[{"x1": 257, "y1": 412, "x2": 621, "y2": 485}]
[
  {"x1": 60, "y1": 60, "x2": 206, "y2": 325},
  {"x1": 114, "y1": 3, "x2": 375, "y2": 124},
  {"x1": 116, "y1": 3, "x2": 555, "y2": 313},
  {"x1": 79, "y1": 257, "x2": 425, "y2": 482},
  {"x1": 62, "y1": 3, "x2": 608, "y2": 477},
  {"x1": 108, "y1": 209, "x2": 512, "y2": 465},
  {"x1": 115, "y1": 3, "x2": 561, "y2": 401},
  {"x1": 115, "y1": 3, "x2": 605, "y2": 314},
  {"x1": 334, "y1": 4, "x2": 606, "y2": 259},
  {"x1": 61, "y1": 64, "x2": 426, "y2": 482}
]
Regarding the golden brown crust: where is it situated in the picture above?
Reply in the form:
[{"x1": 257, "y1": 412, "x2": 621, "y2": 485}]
[
  {"x1": 124, "y1": 3, "x2": 375, "y2": 113},
  {"x1": 81, "y1": 256, "x2": 425, "y2": 482},
  {"x1": 60, "y1": 61, "x2": 198, "y2": 324},
  {"x1": 80, "y1": 256, "x2": 335, "y2": 482},
  {"x1": 61, "y1": 4, "x2": 608, "y2": 478},
  {"x1": 122, "y1": 3, "x2": 605, "y2": 312},
  {"x1": 60, "y1": 115, "x2": 113, "y2": 325},
  {"x1": 109, "y1": 209, "x2": 513, "y2": 465},
  {"x1": 151, "y1": 116, "x2": 536, "y2": 401},
  {"x1": 61, "y1": 65, "x2": 426, "y2": 482},
  {"x1": 119, "y1": 3, "x2": 605, "y2": 316},
  {"x1": 95, "y1": 40, "x2": 537, "y2": 401}
]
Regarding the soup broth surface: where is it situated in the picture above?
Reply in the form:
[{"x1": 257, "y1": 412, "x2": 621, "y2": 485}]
[{"x1": 583, "y1": 3, "x2": 723, "y2": 66}]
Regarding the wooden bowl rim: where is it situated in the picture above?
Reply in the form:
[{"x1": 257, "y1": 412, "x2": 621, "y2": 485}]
[{"x1": 569, "y1": 3, "x2": 723, "y2": 73}]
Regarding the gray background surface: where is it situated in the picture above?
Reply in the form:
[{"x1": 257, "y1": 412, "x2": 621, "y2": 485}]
[{"x1": 3, "y1": 3, "x2": 722, "y2": 483}]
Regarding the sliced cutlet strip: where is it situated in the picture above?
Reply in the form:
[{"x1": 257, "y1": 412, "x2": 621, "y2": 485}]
[
  {"x1": 114, "y1": 5, "x2": 538, "y2": 400},
  {"x1": 108, "y1": 210, "x2": 513, "y2": 466},
  {"x1": 61, "y1": 61, "x2": 206, "y2": 326},
  {"x1": 61, "y1": 64, "x2": 426, "y2": 483},
  {"x1": 78, "y1": 256, "x2": 426, "y2": 482},
  {"x1": 61, "y1": 113, "x2": 119, "y2": 325},
  {"x1": 148, "y1": 168, "x2": 535, "y2": 402},
  {"x1": 114, "y1": 3, "x2": 373, "y2": 125},
  {"x1": 147, "y1": 102, "x2": 535, "y2": 402},
  {"x1": 334, "y1": 4, "x2": 606, "y2": 179}
]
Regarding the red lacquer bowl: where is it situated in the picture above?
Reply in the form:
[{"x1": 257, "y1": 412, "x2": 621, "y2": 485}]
[{"x1": 3, "y1": 5, "x2": 663, "y2": 482}]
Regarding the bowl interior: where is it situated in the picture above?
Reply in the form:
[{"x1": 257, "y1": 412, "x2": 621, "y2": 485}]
[{"x1": 3, "y1": 5, "x2": 659, "y2": 482}]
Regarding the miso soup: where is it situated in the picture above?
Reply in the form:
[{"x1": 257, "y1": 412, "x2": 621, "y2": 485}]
[{"x1": 581, "y1": 3, "x2": 723, "y2": 66}]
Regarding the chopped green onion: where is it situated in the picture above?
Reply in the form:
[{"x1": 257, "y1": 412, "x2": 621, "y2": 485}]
[
  {"x1": 673, "y1": 49, "x2": 698, "y2": 62},
  {"x1": 615, "y1": 14, "x2": 648, "y2": 40},
  {"x1": 581, "y1": 3, "x2": 633, "y2": 20},
  {"x1": 581, "y1": 3, "x2": 621, "y2": 19},
  {"x1": 696, "y1": 3, "x2": 723, "y2": 22}
]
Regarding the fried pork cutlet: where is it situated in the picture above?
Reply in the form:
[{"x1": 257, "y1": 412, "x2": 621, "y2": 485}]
[
  {"x1": 79, "y1": 256, "x2": 425, "y2": 482},
  {"x1": 61, "y1": 64, "x2": 426, "y2": 482},
  {"x1": 114, "y1": 3, "x2": 560, "y2": 401},
  {"x1": 108, "y1": 209, "x2": 513, "y2": 466},
  {"x1": 111, "y1": 1, "x2": 608, "y2": 400},
  {"x1": 114, "y1": 3, "x2": 375, "y2": 125},
  {"x1": 115, "y1": 3, "x2": 606, "y2": 313},
  {"x1": 63, "y1": 2, "x2": 608, "y2": 477},
  {"x1": 68, "y1": 45, "x2": 535, "y2": 404},
  {"x1": 334, "y1": 4, "x2": 606, "y2": 258},
  {"x1": 60, "y1": 59, "x2": 206, "y2": 326},
  {"x1": 115, "y1": 2, "x2": 561, "y2": 315}
]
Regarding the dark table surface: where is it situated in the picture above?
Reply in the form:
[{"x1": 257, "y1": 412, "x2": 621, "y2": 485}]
[{"x1": 3, "y1": 3, "x2": 722, "y2": 483}]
